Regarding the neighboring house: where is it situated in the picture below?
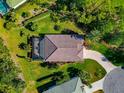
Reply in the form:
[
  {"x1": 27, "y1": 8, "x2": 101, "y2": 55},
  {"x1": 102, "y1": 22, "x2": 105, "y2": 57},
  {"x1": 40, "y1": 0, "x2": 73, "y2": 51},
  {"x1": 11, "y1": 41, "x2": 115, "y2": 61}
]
[
  {"x1": 0, "y1": 0, "x2": 9, "y2": 15},
  {"x1": 103, "y1": 68, "x2": 124, "y2": 93},
  {"x1": 31, "y1": 35, "x2": 84, "y2": 62},
  {"x1": 43, "y1": 77, "x2": 85, "y2": 93},
  {"x1": 0, "y1": 0, "x2": 27, "y2": 15}
]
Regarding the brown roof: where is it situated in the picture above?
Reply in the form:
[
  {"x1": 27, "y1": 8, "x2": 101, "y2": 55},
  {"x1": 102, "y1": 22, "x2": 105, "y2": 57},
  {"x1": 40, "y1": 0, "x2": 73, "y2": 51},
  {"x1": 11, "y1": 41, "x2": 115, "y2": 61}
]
[{"x1": 32, "y1": 35, "x2": 84, "y2": 62}]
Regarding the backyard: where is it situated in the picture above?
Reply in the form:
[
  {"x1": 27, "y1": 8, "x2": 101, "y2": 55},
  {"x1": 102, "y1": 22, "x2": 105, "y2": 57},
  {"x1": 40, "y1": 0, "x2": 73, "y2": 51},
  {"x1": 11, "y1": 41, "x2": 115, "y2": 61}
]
[{"x1": 0, "y1": 1, "x2": 107, "y2": 93}]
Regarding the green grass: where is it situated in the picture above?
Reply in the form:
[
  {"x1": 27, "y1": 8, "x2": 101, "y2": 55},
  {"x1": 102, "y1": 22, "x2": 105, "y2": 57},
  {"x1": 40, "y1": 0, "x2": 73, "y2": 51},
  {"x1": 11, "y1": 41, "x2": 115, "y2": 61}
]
[
  {"x1": 0, "y1": 12, "x2": 85, "y2": 93},
  {"x1": 0, "y1": 2, "x2": 106, "y2": 93},
  {"x1": 24, "y1": 11, "x2": 51, "y2": 24},
  {"x1": 31, "y1": 59, "x2": 106, "y2": 88}
]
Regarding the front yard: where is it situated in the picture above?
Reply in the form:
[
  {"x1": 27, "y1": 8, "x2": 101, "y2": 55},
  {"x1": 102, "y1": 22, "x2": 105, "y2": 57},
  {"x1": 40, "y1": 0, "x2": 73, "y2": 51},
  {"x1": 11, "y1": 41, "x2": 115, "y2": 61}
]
[{"x1": 0, "y1": 2, "x2": 106, "y2": 93}]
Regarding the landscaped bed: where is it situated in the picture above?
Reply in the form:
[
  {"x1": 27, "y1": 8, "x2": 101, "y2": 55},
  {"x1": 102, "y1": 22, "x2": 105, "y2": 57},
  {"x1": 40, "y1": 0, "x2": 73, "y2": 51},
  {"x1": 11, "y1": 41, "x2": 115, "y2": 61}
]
[{"x1": 35, "y1": 59, "x2": 106, "y2": 90}]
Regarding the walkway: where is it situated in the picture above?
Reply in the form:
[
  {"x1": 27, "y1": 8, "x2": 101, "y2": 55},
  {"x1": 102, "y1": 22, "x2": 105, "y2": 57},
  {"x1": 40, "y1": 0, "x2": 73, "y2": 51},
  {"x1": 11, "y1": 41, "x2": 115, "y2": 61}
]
[{"x1": 83, "y1": 47, "x2": 117, "y2": 93}]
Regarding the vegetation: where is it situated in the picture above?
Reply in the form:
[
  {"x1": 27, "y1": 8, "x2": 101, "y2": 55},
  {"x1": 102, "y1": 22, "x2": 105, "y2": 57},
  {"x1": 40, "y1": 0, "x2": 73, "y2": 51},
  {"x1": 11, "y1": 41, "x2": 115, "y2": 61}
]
[
  {"x1": 0, "y1": 3, "x2": 83, "y2": 92},
  {"x1": 94, "y1": 90, "x2": 104, "y2": 93},
  {"x1": 52, "y1": 0, "x2": 124, "y2": 65},
  {"x1": 0, "y1": 38, "x2": 25, "y2": 93},
  {"x1": 0, "y1": 0, "x2": 123, "y2": 92},
  {"x1": 37, "y1": 59, "x2": 106, "y2": 92},
  {"x1": 25, "y1": 22, "x2": 38, "y2": 31},
  {"x1": 21, "y1": 12, "x2": 30, "y2": 18}
]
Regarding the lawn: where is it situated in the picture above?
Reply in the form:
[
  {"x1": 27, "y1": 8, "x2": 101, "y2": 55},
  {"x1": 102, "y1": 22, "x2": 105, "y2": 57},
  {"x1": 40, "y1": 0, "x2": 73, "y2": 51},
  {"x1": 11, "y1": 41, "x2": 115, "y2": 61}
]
[
  {"x1": 0, "y1": 2, "x2": 106, "y2": 93},
  {"x1": 0, "y1": 14, "x2": 85, "y2": 93},
  {"x1": 35, "y1": 59, "x2": 106, "y2": 92}
]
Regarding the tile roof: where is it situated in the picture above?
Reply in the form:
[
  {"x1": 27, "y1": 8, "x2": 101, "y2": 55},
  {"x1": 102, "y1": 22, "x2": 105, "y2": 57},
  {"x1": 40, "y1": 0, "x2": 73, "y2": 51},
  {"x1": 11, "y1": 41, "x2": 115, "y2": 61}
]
[
  {"x1": 32, "y1": 35, "x2": 84, "y2": 62},
  {"x1": 103, "y1": 68, "x2": 124, "y2": 93}
]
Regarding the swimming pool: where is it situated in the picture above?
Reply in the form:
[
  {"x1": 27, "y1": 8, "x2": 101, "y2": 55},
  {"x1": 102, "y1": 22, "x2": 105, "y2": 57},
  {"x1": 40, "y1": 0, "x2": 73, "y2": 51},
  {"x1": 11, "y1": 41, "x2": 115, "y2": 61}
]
[{"x1": 0, "y1": 0, "x2": 8, "y2": 15}]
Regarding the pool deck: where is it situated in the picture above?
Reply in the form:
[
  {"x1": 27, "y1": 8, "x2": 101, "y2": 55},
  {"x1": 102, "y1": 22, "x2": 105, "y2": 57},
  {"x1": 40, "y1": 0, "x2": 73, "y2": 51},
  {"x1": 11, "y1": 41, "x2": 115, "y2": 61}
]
[
  {"x1": 13, "y1": 0, "x2": 27, "y2": 9},
  {"x1": 0, "y1": 0, "x2": 8, "y2": 15}
]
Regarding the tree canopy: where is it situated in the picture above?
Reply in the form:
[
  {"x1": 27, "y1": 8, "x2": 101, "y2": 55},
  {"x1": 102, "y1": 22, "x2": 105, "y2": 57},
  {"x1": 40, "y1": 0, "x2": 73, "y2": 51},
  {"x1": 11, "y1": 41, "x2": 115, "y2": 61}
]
[
  {"x1": 52, "y1": 0, "x2": 124, "y2": 65},
  {"x1": 0, "y1": 38, "x2": 25, "y2": 93}
]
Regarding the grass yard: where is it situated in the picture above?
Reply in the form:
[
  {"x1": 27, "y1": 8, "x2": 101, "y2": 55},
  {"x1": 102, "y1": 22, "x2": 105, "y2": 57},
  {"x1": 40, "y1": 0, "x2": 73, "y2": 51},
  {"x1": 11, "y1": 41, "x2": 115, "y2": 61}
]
[
  {"x1": 0, "y1": 11, "x2": 87, "y2": 93},
  {"x1": 35, "y1": 59, "x2": 106, "y2": 92},
  {"x1": 0, "y1": 2, "x2": 106, "y2": 93}
]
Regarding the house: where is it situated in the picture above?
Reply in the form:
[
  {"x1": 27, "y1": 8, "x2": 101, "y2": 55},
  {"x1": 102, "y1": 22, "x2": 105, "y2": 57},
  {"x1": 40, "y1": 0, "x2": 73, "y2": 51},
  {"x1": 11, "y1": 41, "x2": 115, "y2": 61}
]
[
  {"x1": 31, "y1": 35, "x2": 84, "y2": 62},
  {"x1": 43, "y1": 77, "x2": 85, "y2": 93},
  {"x1": 103, "y1": 68, "x2": 124, "y2": 93},
  {"x1": 0, "y1": 0, "x2": 27, "y2": 15},
  {"x1": 0, "y1": 0, "x2": 9, "y2": 15}
]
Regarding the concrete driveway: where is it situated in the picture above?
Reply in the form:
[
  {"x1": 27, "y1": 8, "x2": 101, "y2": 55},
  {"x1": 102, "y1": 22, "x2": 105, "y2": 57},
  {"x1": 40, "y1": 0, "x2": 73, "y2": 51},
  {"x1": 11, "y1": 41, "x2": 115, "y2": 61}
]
[
  {"x1": 83, "y1": 48, "x2": 117, "y2": 73},
  {"x1": 83, "y1": 47, "x2": 117, "y2": 93}
]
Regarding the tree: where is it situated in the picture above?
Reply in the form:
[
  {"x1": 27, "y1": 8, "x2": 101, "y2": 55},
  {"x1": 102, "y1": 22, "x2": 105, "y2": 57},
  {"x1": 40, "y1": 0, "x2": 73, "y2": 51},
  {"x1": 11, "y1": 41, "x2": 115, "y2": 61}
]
[
  {"x1": 21, "y1": 12, "x2": 30, "y2": 18},
  {"x1": 78, "y1": 70, "x2": 91, "y2": 84},
  {"x1": 51, "y1": 71, "x2": 64, "y2": 81},
  {"x1": 18, "y1": 43, "x2": 28, "y2": 50},
  {"x1": 3, "y1": 22, "x2": 15, "y2": 30},
  {"x1": 54, "y1": 25, "x2": 60, "y2": 31},
  {"x1": 4, "y1": 12, "x2": 16, "y2": 22},
  {"x1": 0, "y1": 38, "x2": 25, "y2": 93},
  {"x1": 67, "y1": 67, "x2": 81, "y2": 78},
  {"x1": 25, "y1": 22, "x2": 37, "y2": 31}
]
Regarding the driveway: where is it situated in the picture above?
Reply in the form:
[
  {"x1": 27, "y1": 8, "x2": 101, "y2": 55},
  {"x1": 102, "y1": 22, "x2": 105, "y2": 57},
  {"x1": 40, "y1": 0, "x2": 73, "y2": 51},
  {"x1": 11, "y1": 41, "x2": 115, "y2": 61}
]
[
  {"x1": 83, "y1": 48, "x2": 117, "y2": 73},
  {"x1": 83, "y1": 47, "x2": 117, "y2": 93},
  {"x1": 84, "y1": 77, "x2": 105, "y2": 93}
]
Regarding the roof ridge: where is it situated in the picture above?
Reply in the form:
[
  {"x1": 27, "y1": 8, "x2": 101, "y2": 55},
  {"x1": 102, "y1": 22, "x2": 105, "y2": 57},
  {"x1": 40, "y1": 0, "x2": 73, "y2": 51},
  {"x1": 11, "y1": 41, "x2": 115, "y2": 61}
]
[
  {"x1": 73, "y1": 77, "x2": 81, "y2": 92},
  {"x1": 77, "y1": 48, "x2": 83, "y2": 59},
  {"x1": 44, "y1": 36, "x2": 58, "y2": 60}
]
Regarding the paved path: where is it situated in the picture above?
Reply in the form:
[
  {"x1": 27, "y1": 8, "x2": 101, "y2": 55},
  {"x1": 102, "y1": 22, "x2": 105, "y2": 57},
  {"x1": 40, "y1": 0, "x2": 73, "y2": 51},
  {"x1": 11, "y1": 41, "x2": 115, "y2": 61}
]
[{"x1": 83, "y1": 47, "x2": 117, "y2": 93}]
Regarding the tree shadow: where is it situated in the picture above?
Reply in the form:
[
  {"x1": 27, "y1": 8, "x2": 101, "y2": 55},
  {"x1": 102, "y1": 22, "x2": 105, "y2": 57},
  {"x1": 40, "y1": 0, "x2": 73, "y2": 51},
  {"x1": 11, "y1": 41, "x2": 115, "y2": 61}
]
[
  {"x1": 37, "y1": 80, "x2": 56, "y2": 93},
  {"x1": 37, "y1": 74, "x2": 53, "y2": 82},
  {"x1": 40, "y1": 62, "x2": 58, "y2": 69},
  {"x1": 61, "y1": 29, "x2": 78, "y2": 35}
]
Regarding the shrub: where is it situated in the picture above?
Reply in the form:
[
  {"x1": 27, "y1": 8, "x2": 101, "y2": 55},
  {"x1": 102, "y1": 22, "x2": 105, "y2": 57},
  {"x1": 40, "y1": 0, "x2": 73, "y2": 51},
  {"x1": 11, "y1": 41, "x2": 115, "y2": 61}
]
[
  {"x1": 54, "y1": 25, "x2": 60, "y2": 31},
  {"x1": 21, "y1": 12, "x2": 30, "y2": 18},
  {"x1": 25, "y1": 22, "x2": 37, "y2": 31},
  {"x1": 18, "y1": 43, "x2": 27, "y2": 50}
]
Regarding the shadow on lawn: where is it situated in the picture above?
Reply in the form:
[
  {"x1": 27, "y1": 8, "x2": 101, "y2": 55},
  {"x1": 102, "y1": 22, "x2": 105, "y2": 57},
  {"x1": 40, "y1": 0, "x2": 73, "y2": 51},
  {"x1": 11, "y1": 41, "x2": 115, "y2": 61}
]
[
  {"x1": 40, "y1": 62, "x2": 58, "y2": 69},
  {"x1": 36, "y1": 74, "x2": 53, "y2": 82},
  {"x1": 37, "y1": 80, "x2": 56, "y2": 93},
  {"x1": 37, "y1": 71, "x2": 64, "y2": 92}
]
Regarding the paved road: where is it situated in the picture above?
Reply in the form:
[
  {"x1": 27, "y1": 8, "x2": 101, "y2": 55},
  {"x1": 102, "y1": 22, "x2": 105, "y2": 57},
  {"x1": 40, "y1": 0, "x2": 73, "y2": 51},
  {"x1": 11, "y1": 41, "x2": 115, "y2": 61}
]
[{"x1": 83, "y1": 47, "x2": 117, "y2": 93}]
